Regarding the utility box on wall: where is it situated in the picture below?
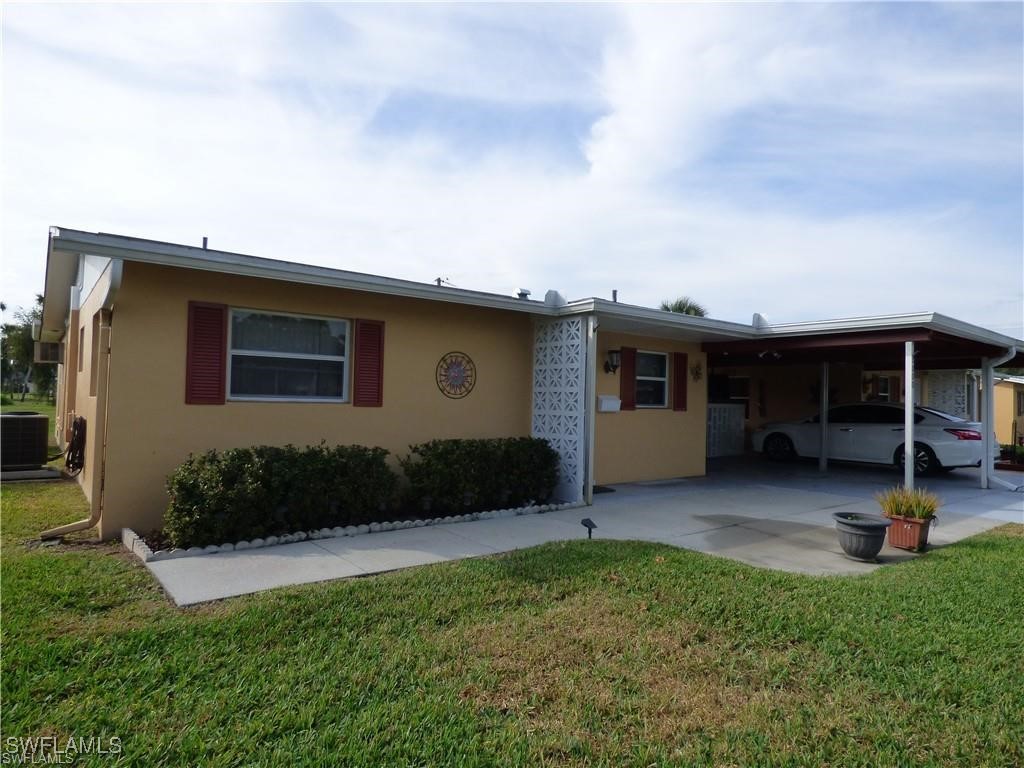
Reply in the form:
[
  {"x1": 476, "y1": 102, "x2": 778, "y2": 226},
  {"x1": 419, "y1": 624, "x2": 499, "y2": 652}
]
[{"x1": 597, "y1": 395, "x2": 621, "y2": 413}]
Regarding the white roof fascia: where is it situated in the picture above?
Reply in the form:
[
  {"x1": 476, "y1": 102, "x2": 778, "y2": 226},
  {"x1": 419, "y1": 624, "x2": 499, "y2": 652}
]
[
  {"x1": 757, "y1": 311, "x2": 1024, "y2": 349},
  {"x1": 45, "y1": 229, "x2": 1023, "y2": 351},
  {"x1": 754, "y1": 312, "x2": 938, "y2": 336},
  {"x1": 48, "y1": 228, "x2": 557, "y2": 318},
  {"x1": 559, "y1": 298, "x2": 757, "y2": 340}
]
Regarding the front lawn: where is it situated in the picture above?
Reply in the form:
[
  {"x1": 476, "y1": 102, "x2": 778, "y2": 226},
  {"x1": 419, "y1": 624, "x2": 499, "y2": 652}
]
[{"x1": 2, "y1": 481, "x2": 1022, "y2": 766}]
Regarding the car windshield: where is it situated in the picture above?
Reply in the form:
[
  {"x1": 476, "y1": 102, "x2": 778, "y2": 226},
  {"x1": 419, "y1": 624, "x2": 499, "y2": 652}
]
[{"x1": 916, "y1": 406, "x2": 968, "y2": 423}]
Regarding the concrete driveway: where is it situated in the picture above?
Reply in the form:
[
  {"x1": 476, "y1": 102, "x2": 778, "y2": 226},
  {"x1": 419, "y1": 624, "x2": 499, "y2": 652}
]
[{"x1": 147, "y1": 458, "x2": 1023, "y2": 606}]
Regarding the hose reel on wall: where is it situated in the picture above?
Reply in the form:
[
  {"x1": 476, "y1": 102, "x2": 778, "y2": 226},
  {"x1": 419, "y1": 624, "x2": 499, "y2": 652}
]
[{"x1": 65, "y1": 416, "x2": 86, "y2": 476}]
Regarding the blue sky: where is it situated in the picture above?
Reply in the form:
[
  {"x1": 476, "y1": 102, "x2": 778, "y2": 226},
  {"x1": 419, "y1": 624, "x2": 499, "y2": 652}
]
[{"x1": 2, "y1": 2, "x2": 1021, "y2": 336}]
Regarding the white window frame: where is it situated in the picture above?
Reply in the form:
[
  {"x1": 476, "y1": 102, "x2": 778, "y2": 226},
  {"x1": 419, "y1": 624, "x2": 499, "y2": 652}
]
[
  {"x1": 635, "y1": 350, "x2": 669, "y2": 409},
  {"x1": 226, "y1": 307, "x2": 349, "y2": 403}
]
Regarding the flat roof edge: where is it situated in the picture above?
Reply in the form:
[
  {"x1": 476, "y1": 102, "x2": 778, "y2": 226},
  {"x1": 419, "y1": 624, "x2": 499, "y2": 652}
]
[{"x1": 49, "y1": 228, "x2": 558, "y2": 317}]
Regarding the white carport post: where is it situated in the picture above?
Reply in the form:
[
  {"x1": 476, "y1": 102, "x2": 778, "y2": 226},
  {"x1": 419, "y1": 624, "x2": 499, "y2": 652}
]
[
  {"x1": 818, "y1": 362, "x2": 829, "y2": 473},
  {"x1": 981, "y1": 357, "x2": 993, "y2": 490},
  {"x1": 904, "y1": 341, "x2": 915, "y2": 490},
  {"x1": 981, "y1": 348, "x2": 1022, "y2": 491}
]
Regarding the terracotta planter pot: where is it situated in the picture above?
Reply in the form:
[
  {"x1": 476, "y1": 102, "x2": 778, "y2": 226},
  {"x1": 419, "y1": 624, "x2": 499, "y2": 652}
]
[{"x1": 887, "y1": 515, "x2": 933, "y2": 552}]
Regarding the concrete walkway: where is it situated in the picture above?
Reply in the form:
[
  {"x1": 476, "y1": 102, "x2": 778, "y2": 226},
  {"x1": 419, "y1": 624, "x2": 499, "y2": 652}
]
[{"x1": 147, "y1": 460, "x2": 1023, "y2": 606}]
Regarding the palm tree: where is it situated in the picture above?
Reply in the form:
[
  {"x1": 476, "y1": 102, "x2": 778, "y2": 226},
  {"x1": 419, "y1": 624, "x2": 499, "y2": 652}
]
[{"x1": 660, "y1": 296, "x2": 708, "y2": 317}]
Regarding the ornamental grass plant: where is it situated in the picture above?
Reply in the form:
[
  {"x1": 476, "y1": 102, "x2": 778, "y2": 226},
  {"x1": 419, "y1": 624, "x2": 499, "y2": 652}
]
[{"x1": 876, "y1": 486, "x2": 940, "y2": 520}]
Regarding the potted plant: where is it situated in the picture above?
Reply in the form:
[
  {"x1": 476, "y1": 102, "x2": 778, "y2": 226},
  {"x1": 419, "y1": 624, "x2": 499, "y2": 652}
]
[
  {"x1": 832, "y1": 511, "x2": 892, "y2": 561},
  {"x1": 876, "y1": 486, "x2": 939, "y2": 552}
]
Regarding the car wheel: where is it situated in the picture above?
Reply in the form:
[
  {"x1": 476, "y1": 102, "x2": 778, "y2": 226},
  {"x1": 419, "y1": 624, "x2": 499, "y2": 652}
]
[
  {"x1": 896, "y1": 443, "x2": 939, "y2": 475},
  {"x1": 764, "y1": 433, "x2": 796, "y2": 461}
]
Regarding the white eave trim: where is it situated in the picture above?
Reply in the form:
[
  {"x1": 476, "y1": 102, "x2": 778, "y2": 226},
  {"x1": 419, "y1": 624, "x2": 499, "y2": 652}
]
[
  {"x1": 43, "y1": 228, "x2": 1024, "y2": 351},
  {"x1": 562, "y1": 298, "x2": 757, "y2": 339},
  {"x1": 755, "y1": 311, "x2": 1023, "y2": 349},
  {"x1": 49, "y1": 228, "x2": 557, "y2": 318}
]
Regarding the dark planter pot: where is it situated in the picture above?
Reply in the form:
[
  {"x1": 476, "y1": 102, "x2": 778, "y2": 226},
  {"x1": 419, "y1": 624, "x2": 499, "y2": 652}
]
[
  {"x1": 832, "y1": 512, "x2": 892, "y2": 562},
  {"x1": 887, "y1": 515, "x2": 933, "y2": 552}
]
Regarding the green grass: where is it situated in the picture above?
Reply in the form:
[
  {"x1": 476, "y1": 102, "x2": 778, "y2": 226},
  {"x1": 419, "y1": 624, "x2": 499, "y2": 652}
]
[{"x1": 2, "y1": 482, "x2": 1023, "y2": 767}]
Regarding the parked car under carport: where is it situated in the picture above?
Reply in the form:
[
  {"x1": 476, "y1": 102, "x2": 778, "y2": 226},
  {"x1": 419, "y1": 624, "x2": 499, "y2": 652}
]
[{"x1": 751, "y1": 402, "x2": 998, "y2": 474}]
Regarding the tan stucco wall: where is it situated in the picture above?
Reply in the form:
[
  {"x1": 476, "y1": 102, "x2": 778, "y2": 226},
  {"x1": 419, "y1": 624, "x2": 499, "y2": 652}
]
[
  {"x1": 96, "y1": 262, "x2": 535, "y2": 538},
  {"x1": 712, "y1": 363, "x2": 862, "y2": 434},
  {"x1": 994, "y1": 381, "x2": 1023, "y2": 445},
  {"x1": 593, "y1": 332, "x2": 707, "y2": 485},
  {"x1": 68, "y1": 269, "x2": 114, "y2": 507},
  {"x1": 54, "y1": 307, "x2": 80, "y2": 447}
]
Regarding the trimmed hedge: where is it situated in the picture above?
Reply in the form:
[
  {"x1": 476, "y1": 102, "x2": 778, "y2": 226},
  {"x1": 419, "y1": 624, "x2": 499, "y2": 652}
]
[
  {"x1": 400, "y1": 437, "x2": 560, "y2": 514},
  {"x1": 163, "y1": 437, "x2": 560, "y2": 548},
  {"x1": 165, "y1": 444, "x2": 397, "y2": 549}
]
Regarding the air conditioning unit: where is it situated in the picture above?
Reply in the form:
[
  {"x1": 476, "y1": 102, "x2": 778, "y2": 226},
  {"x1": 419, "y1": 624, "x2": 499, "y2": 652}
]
[
  {"x1": 34, "y1": 342, "x2": 63, "y2": 364},
  {"x1": 1, "y1": 412, "x2": 49, "y2": 471}
]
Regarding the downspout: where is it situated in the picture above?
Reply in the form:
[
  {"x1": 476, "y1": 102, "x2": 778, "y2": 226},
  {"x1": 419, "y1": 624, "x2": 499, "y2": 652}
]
[
  {"x1": 41, "y1": 260, "x2": 123, "y2": 539},
  {"x1": 981, "y1": 345, "x2": 1022, "y2": 492}
]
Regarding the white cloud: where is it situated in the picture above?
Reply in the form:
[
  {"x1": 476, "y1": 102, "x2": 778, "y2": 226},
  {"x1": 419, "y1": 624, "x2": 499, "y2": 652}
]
[{"x1": 1, "y1": 3, "x2": 1020, "y2": 340}]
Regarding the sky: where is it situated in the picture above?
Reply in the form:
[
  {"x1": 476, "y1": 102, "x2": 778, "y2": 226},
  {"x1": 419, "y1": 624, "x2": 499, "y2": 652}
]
[{"x1": 2, "y1": 2, "x2": 1022, "y2": 337}]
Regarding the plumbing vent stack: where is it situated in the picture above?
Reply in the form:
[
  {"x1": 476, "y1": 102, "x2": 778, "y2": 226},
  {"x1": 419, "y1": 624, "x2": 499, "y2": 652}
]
[{"x1": 517, "y1": 288, "x2": 531, "y2": 300}]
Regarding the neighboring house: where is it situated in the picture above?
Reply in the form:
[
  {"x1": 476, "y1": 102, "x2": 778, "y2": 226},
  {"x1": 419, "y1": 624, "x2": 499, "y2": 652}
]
[
  {"x1": 994, "y1": 375, "x2": 1024, "y2": 446},
  {"x1": 856, "y1": 370, "x2": 1023, "y2": 445},
  {"x1": 36, "y1": 229, "x2": 1024, "y2": 539},
  {"x1": 859, "y1": 369, "x2": 977, "y2": 419}
]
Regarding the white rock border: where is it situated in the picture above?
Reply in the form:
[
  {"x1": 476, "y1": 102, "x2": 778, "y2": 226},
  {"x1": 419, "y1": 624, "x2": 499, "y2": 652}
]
[{"x1": 122, "y1": 501, "x2": 586, "y2": 564}]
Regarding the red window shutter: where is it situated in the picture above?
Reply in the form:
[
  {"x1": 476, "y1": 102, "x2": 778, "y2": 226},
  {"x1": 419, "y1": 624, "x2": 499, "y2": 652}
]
[
  {"x1": 353, "y1": 319, "x2": 384, "y2": 407},
  {"x1": 673, "y1": 352, "x2": 688, "y2": 411},
  {"x1": 185, "y1": 302, "x2": 227, "y2": 404},
  {"x1": 619, "y1": 347, "x2": 636, "y2": 411}
]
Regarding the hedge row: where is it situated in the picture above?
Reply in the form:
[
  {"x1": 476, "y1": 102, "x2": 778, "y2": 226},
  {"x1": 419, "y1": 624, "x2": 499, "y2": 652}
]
[
  {"x1": 400, "y1": 437, "x2": 559, "y2": 514},
  {"x1": 164, "y1": 438, "x2": 559, "y2": 549}
]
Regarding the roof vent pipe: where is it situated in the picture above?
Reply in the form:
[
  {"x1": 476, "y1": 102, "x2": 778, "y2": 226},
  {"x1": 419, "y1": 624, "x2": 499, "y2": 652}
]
[
  {"x1": 202, "y1": 237, "x2": 208, "y2": 249},
  {"x1": 517, "y1": 288, "x2": 531, "y2": 300},
  {"x1": 612, "y1": 290, "x2": 618, "y2": 303}
]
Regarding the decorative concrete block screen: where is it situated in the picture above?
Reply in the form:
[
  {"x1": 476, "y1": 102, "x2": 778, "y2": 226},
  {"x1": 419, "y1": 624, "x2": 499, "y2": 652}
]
[
  {"x1": 707, "y1": 403, "x2": 746, "y2": 457},
  {"x1": 926, "y1": 371, "x2": 971, "y2": 419},
  {"x1": 531, "y1": 318, "x2": 586, "y2": 503}
]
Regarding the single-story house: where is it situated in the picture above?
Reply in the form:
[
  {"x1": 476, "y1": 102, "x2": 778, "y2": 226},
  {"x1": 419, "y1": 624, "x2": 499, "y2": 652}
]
[
  {"x1": 35, "y1": 228, "x2": 1024, "y2": 539},
  {"x1": 994, "y1": 375, "x2": 1024, "y2": 446}
]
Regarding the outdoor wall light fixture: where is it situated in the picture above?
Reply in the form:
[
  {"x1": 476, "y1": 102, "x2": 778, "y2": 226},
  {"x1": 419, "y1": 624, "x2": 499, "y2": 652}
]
[
  {"x1": 581, "y1": 518, "x2": 597, "y2": 539},
  {"x1": 604, "y1": 349, "x2": 621, "y2": 374},
  {"x1": 690, "y1": 362, "x2": 704, "y2": 382}
]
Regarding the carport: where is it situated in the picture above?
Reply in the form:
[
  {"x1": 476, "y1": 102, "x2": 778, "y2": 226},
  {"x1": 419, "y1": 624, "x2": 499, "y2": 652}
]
[{"x1": 703, "y1": 313, "x2": 1024, "y2": 491}]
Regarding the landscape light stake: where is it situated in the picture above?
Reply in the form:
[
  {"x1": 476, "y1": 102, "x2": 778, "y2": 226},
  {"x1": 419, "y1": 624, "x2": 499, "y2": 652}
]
[{"x1": 581, "y1": 518, "x2": 597, "y2": 539}]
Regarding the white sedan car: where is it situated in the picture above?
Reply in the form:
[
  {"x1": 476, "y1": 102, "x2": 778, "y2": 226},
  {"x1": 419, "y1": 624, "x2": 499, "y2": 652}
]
[{"x1": 751, "y1": 402, "x2": 995, "y2": 474}]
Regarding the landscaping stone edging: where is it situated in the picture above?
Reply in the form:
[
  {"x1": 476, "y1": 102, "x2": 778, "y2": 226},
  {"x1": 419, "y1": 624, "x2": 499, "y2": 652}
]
[{"x1": 122, "y1": 501, "x2": 586, "y2": 564}]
